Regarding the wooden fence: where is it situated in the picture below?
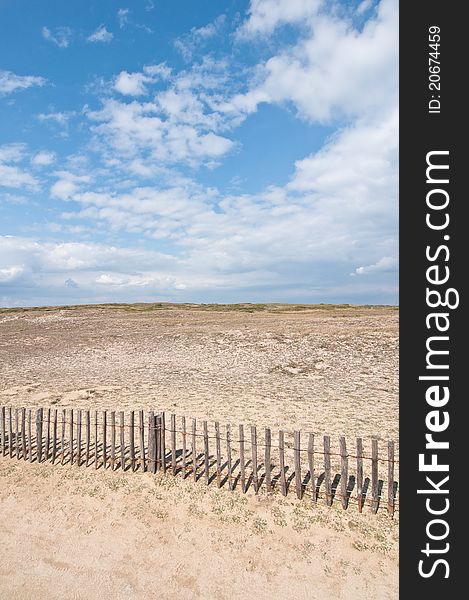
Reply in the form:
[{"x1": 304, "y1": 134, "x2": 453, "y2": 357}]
[{"x1": 0, "y1": 406, "x2": 398, "y2": 516}]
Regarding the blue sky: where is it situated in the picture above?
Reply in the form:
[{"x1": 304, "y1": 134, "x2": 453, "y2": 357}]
[{"x1": 0, "y1": 0, "x2": 398, "y2": 307}]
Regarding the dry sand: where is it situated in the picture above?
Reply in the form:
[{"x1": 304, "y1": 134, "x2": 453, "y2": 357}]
[{"x1": 0, "y1": 304, "x2": 399, "y2": 599}]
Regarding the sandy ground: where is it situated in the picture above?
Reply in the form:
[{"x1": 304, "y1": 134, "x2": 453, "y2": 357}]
[
  {"x1": 0, "y1": 304, "x2": 398, "y2": 440},
  {"x1": 0, "y1": 304, "x2": 399, "y2": 599},
  {"x1": 0, "y1": 457, "x2": 398, "y2": 600}
]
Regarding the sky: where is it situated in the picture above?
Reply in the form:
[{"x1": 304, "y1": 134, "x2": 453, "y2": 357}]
[{"x1": 0, "y1": 0, "x2": 398, "y2": 307}]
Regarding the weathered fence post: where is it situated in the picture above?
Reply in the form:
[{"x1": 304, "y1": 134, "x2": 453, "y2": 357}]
[
  {"x1": 139, "y1": 410, "x2": 145, "y2": 472},
  {"x1": 215, "y1": 421, "x2": 222, "y2": 487},
  {"x1": 279, "y1": 430, "x2": 286, "y2": 496},
  {"x1": 0, "y1": 406, "x2": 5, "y2": 456},
  {"x1": 28, "y1": 409, "x2": 32, "y2": 463},
  {"x1": 308, "y1": 433, "x2": 316, "y2": 502},
  {"x1": 14, "y1": 408, "x2": 19, "y2": 459},
  {"x1": 85, "y1": 410, "x2": 90, "y2": 467},
  {"x1": 192, "y1": 418, "x2": 197, "y2": 481},
  {"x1": 51, "y1": 409, "x2": 57, "y2": 464},
  {"x1": 119, "y1": 411, "x2": 125, "y2": 471},
  {"x1": 339, "y1": 435, "x2": 348, "y2": 509},
  {"x1": 60, "y1": 409, "x2": 65, "y2": 465},
  {"x1": 239, "y1": 424, "x2": 246, "y2": 493},
  {"x1": 36, "y1": 408, "x2": 43, "y2": 463},
  {"x1": 69, "y1": 409, "x2": 74, "y2": 465},
  {"x1": 203, "y1": 420, "x2": 209, "y2": 485},
  {"x1": 156, "y1": 413, "x2": 162, "y2": 470},
  {"x1": 110, "y1": 411, "x2": 116, "y2": 471},
  {"x1": 357, "y1": 437, "x2": 364, "y2": 513},
  {"x1": 148, "y1": 411, "x2": 156, "y2": 474},
  {"x1": 76, "y1": 409, "x2": 82, "y2": 467},
  {"x1": 265, "y1": 427, "x2": 272, "y2": 492},
  {"x1": 21, "y1": 407, "x2": 27, "y2": 461},
  {"x1": 8, "y1": 407, "x2": 13, "y2": 459},
  {"x1": 324, "y1": 435, "x2": 332, "y2": 506},
  {"x1": 44, "y1": 408, "x2": 51, "y2": 462},
  {"x1": 294, "y1": 430, "x2": 302, "y2": 499},
  {"x1": 251, "y1": 425, "x2": 258, "y2": 493},
  {"x1": 102, "y1": 410, "x2": 107, "y2": 470},
  {"x1": 181, "y1": 416, "x2": 187, "y2": 477},
  {"x1": 387, "y1": 440, "x2": 395, "y2": 517},
  {"x1": 161, "y1": 412, "x2": 166, "y2": 473},
  {"x1": 226, "y1": 424, "x2": 233, "y2": 490},
  {"x1": 171, "y1": 413, "x2": 177, "y2": 475},
  {"x1": 371, "y1": 438, "x2": 379, "y2": 513},
  {"x1": 129, "y1": 411, "x2": 135, "y2": 472},
  {"x1": 94, "y1": 411, "x2": 98, "y2": 469}
]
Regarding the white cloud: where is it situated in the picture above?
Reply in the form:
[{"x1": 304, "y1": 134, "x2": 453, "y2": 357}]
[
  {"x1": 0, "y1": 70, "x2": 46, "y2": 95},
  {"x1": 31, "y1": 151, "x2": 56, "y2": 167},
  {"x1": 143, "y1": 63, "x2": 172, "y2": 79},
  {"x1": 229, "y1": 0, "x2": 398, "y2": 124},
  {"x1": 41, "y1": 26, "x2": 72, "y2": 48},
  {"x1": 174, "y1": 15, "x2": 226, "y2": 60},
  {"x1": 237, "y1": 0, "x2": 321, "y2": 37},
  {"x1": 117, "y1": 8, "x2": 130, "y2": 28},
  {"x1": 357, "y1": 0, "x2": 374, "y2": 15},
  {"x1": 114, "y1": 71, "x2": 150, "y2": 96},
  {"x1": 0, "y1": 145, "x2": 39, "y2": 190},
  {"x1": 37, "y1": 111, "x2": 73, "y2": 125},
  {"x1": 353, "y1": 256, "x2": 398, "y2": 276},
  {"x1": 88, "y1": 98, "x2": 234, "y2": 166},
  {"x1": 0, "y1": 265, "x2": 25, "y2": 283},
  {"x1": 0, "y1": 144, "x2": 26, "y2": 163},
  {"x1": 87, "y1": 25, "x2": 113, "y2": 43},
  {"x1": 50, "y1": 171, "x2": 92, "y2": 200}
]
